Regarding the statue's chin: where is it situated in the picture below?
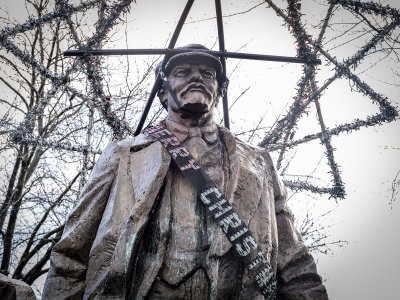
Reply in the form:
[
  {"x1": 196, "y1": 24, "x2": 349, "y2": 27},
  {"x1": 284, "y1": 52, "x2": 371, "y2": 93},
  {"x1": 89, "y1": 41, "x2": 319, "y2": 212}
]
[
  {"x1": 180, "y1": 102, "x2": 209, "y2": 115},
  {"x1": 178, "y1": 91, "x2": 212, "y2": 115}
]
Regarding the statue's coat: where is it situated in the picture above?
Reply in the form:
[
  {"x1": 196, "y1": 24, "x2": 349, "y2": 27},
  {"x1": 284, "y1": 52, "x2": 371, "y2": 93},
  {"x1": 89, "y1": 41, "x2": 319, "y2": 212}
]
[{"x1": 42, "y1": 126, "x2": 327, "y2": 300}]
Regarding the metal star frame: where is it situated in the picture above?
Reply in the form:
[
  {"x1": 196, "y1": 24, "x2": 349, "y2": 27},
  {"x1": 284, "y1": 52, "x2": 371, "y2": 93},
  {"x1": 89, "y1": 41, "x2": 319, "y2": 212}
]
[{"x1": 1, "y1": 0, "x2": 398, "y2": 198}]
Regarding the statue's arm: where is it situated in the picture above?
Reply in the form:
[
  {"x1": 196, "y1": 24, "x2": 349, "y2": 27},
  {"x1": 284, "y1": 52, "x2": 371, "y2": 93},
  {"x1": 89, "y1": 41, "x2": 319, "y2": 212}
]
[
  {"x1": 266, "y1": 154, "x2": 329, "y2": 300},
  {"x1": 42, "y1": 142, "x2": 119, "y2": 300}
]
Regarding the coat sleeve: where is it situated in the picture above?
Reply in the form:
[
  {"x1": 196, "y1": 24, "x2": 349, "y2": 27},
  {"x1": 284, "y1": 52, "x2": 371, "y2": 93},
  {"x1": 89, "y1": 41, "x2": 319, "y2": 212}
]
[
  {"x1": 42, "y1": 142, "x2": 119, "y2": 300},
  {"x1": 267, "y1": 155, "x2": 329, "y2": 300}
]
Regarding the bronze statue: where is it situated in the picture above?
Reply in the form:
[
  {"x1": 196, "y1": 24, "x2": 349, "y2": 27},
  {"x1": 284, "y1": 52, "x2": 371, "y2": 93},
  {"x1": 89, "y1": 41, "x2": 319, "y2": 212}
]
[{"x1": 42, "y1": 44, "x2": 328, "y2": 299}]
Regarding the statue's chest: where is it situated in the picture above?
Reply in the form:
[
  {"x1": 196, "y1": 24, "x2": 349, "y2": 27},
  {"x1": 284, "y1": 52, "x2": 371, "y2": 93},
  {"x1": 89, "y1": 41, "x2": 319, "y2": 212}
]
[
  {"x1": 168, "y1": 169, "x2": 211, "y2": 258},
  {"x1": 160, "y1": 141, "x2": 225, "y2": 285}
]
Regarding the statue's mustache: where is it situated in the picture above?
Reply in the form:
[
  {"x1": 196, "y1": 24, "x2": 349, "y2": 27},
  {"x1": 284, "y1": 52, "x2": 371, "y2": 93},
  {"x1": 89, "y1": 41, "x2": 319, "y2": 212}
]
[{"x1": 180, "y1": 82, "x2": 212, "y2": 99}]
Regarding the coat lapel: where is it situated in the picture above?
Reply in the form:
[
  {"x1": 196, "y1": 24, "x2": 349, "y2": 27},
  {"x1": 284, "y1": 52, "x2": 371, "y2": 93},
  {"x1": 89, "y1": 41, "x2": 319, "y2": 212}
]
[{"x1": 101, "y1": 140, "x2": 171, "y2": 298}]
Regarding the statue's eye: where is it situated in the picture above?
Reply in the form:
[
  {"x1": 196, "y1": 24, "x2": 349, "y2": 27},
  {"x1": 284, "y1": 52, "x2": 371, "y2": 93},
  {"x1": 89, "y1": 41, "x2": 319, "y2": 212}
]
[
  {"x1": 203, "y1": 71, "x2": 216, "y2": 79},
  {"x1": 175, "y1": 70, "x2": 189, "y2": 77}
]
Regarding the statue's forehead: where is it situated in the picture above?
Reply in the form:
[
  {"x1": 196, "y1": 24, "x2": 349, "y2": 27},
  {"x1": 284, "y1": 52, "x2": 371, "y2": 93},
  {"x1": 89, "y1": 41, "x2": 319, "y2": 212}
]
[{"x1": 171, "y1": 63, "x2": 217, "y2": 72}]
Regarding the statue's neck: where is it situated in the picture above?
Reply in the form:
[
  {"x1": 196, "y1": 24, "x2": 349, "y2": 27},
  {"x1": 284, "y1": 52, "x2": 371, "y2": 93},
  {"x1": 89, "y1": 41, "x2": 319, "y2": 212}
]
[{"x1": 165, "y1": 113, "x2": 218, "y2": 145}]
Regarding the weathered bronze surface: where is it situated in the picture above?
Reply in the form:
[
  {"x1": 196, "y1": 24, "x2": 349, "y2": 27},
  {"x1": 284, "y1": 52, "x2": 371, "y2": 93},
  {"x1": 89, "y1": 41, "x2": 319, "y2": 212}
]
[
  {"x1": 0, "y1": 274, "x2": 36, "y2": 300},
  {"x1": 41, "y1": 45, "x2": 328, "y2": 299}
]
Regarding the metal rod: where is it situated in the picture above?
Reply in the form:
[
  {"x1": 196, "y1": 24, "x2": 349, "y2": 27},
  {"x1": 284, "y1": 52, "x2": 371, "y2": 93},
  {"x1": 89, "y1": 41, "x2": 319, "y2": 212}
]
[
  {"x1": 215, "y1": 0, "x2": 230, "y2": 129},
  {"x1": 64, "y1": 48, "x2": 322, "y2": 65},
  {"x1": 168, "y1": 1, "x2": 195, "y2": 49},
  {"x1": 134, "y1": 0, "x2": 195, "y2": 136}
]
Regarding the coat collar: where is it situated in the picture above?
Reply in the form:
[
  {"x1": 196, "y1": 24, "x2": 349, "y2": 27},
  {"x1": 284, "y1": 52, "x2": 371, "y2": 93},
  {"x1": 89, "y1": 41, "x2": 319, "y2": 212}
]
[{"x1": 164, "y1": 118, "x2": 219, "y2": 145}]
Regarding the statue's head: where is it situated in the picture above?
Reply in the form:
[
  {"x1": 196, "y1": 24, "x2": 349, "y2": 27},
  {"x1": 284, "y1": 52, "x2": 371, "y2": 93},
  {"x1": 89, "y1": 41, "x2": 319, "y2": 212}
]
[{"x1": 157, "y1": 44, "x2": 224, "y2": 122}]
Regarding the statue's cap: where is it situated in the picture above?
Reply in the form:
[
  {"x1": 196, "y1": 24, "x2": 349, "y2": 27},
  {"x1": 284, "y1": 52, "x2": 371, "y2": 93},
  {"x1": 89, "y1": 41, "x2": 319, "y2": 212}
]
[{"x1": 163, "y1": 44, "x2": 223, "y2": 83}]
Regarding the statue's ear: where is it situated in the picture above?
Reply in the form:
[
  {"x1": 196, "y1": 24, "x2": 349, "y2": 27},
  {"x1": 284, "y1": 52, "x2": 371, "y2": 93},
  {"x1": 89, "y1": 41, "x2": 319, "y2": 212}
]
[
  {"x1": 214, "y1": 95, "x2": 219, "y2": 107},
  {"x1": 157, "y1": 84, "x2": 168, "y2": 110}
]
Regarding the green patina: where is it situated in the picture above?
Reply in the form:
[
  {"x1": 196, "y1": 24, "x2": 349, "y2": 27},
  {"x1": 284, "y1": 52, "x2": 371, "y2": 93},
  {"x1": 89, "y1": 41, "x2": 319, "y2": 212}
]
[{"x1": 125, "y1": 233, "x2": 137, "y2": 274}]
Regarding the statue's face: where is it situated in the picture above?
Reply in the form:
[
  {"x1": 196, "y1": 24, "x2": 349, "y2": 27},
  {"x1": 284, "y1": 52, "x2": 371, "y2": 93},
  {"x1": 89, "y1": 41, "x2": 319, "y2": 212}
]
[{"x1": 166, "y1": 63, "x2": 218, "y2": 118}]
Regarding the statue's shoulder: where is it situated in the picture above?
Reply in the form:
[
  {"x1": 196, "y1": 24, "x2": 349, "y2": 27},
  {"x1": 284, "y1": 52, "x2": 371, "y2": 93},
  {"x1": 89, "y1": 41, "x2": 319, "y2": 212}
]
[
  {"x1": 109, "y1": 133, "x2": 171, "y2": 167},
  {"x1": 116, "y1": 133, "x2": 156, "y2": 152},
  {"x1": 231, "y1": 134, "x2": 286, "y2": 203},
  {"x1": 217, "y1": 125, "x2": 273, "y2": 167},
  {"x1": 94, "y1": 134, "x2": 160, "y2": 170},
  {"x1": 236, "y1": 139, "x2": 275, "y2": 172},
  {"x1": 101, "y1": 133, "x2": 156, "y2": 156},
  {"x1": 235, "y1": 138, "x2": 268, "y2": 155},
  {"x1": 92, "y1": 133, "x2": 157, "y2": 172}
]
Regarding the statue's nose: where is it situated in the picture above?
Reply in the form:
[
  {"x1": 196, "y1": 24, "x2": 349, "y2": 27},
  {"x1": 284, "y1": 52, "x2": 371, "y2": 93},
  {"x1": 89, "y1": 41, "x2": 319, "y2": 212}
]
[{"x1": 189, "y1": 70, "x2": 202, "y2": 81}]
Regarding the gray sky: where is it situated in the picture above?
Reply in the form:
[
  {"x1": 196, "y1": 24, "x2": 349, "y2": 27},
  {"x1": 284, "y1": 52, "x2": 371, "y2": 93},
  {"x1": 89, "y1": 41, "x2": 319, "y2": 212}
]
[{"x1": 1, "y1": 0, "x2": 399, "y2": 299}]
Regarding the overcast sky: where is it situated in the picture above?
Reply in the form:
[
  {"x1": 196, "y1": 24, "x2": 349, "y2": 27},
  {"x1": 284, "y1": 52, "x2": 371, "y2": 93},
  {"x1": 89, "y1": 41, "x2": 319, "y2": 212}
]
[{"x1": 1, "y1": 0, "x2": 399, "y2": 299}]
